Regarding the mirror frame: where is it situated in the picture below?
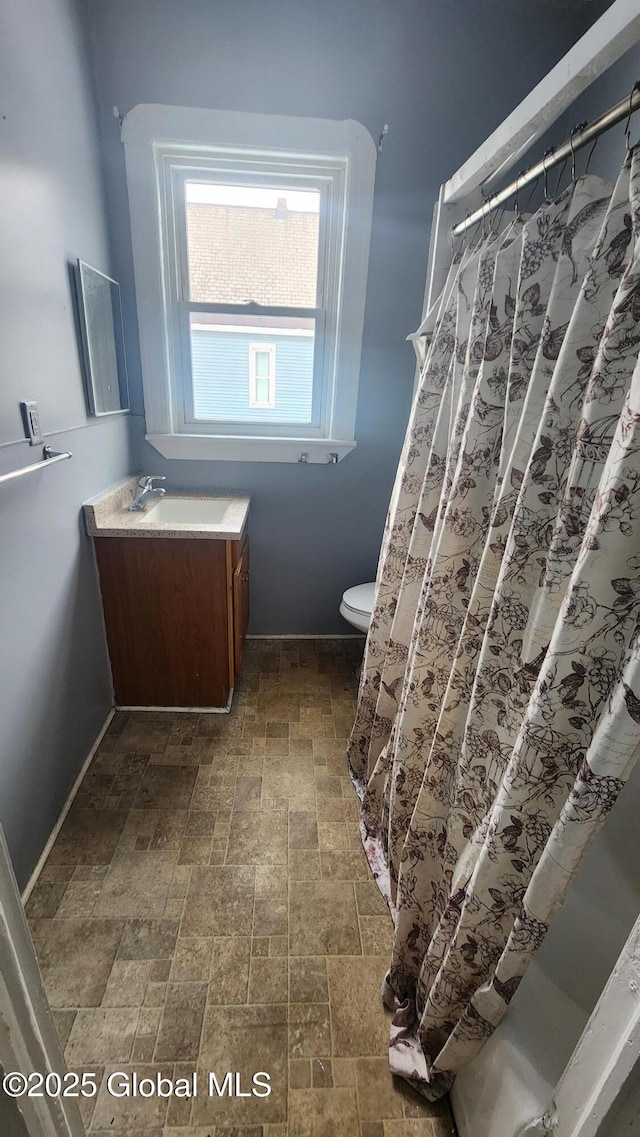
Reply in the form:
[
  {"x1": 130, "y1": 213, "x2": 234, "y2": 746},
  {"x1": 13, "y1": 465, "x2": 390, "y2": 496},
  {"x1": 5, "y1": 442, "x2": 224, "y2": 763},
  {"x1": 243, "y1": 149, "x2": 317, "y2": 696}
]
[{"x1": 75, "y1": 259, "x2": 130, "y2": 417}]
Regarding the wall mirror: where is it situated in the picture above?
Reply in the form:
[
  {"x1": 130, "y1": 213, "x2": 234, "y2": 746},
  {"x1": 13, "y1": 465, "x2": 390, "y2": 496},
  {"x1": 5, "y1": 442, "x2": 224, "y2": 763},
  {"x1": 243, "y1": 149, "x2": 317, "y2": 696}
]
[{"x1": 75, "y1": 260, "x2": 129, "y2": 415}]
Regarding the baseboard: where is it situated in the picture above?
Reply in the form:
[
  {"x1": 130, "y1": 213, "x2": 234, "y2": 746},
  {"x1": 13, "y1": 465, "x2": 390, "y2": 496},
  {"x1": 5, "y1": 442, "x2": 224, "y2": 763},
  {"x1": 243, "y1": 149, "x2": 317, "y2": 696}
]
[
  {"x1": 246, "y1": 634, "x2": 365, "y2": 640},
  {"x1": 117, "y1": 689, "x2": 233, "y2": 714},
  {"x1": 21, "y1": 708, "x2": 115, "y2": 905}
]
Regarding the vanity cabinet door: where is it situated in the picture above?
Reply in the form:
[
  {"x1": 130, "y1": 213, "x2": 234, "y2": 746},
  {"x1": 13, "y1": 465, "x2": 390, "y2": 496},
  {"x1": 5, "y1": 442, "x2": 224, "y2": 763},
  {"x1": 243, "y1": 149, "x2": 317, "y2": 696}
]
[
  {"x1": 94, "y1": 536, "x2": 230, "y2": 708},
  {"x1": 232, "y1": 538, "x2": 249, "y2": 678}
]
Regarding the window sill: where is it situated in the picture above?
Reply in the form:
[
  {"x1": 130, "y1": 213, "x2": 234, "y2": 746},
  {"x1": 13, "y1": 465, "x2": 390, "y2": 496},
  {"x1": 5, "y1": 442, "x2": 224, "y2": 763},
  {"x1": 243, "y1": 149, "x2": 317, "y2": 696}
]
[{"x1": 146, "y1": 433, "x2": 356, "y2": 464}]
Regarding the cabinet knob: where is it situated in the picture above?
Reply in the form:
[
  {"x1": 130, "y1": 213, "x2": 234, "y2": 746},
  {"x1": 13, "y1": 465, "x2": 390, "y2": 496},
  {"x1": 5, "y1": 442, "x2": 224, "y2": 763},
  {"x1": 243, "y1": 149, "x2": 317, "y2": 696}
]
[{"x1": 242, "y1": 573, "x2": 249, "y2": 583}]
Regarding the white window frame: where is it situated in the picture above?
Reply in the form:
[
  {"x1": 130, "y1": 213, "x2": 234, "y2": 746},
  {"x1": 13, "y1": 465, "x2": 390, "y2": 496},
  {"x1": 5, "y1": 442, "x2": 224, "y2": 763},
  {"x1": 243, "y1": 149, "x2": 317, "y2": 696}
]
[
  {"x1": 121, "y1": 104, "x2": 377, "y2": 463},
  {"x1": 248, "y1": 343, "x2": 276, "y2": 410}
]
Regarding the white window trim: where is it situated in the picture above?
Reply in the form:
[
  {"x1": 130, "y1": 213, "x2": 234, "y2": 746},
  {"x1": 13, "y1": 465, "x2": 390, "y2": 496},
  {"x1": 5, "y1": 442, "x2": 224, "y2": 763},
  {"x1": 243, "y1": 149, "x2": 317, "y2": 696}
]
[
  {"x1": 121, "y1": 103, "x2": 377, "y2": 463},
  {"x1": 248, "y1": 343, "x2": 276, "y2": 410}
]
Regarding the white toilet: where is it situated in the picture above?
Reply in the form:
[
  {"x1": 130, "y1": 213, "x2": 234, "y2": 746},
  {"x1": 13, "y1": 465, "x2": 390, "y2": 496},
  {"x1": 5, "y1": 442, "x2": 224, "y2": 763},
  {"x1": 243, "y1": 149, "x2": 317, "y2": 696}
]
[{"x1": 339, "y1": 582, "x2": 376, "y2": 633}]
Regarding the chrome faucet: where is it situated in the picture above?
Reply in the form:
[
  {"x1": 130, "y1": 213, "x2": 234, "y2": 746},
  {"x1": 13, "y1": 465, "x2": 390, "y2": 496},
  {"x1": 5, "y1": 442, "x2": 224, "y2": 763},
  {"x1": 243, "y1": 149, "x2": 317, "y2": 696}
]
[{"x1": 128, "y1": 475, "x2": 167, "y2": 511}]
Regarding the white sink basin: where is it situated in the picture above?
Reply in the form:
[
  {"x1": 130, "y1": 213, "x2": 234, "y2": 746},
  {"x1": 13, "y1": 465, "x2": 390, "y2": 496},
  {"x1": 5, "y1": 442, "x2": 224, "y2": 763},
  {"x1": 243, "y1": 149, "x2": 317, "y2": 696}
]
[
  {"x1": 84, "y1": 478, "x2": 250, "y2": 541},
  {"x1": 140, "y1": 496, "x2": 235, "y2": 528}
]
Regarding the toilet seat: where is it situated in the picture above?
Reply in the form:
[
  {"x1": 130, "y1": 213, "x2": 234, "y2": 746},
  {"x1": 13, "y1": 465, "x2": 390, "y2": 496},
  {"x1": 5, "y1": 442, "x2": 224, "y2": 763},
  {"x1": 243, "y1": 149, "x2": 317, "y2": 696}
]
[{"x1": 340, "y1": 582, "x2": 375, "y2": 633}]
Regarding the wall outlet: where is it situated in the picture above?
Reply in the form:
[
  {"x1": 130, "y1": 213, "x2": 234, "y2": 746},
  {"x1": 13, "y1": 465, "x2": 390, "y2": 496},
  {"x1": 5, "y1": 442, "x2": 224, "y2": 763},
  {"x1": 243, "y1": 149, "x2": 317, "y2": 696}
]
[{"x1": 20, "y1": 400, "x2": 44, "y2": 446}]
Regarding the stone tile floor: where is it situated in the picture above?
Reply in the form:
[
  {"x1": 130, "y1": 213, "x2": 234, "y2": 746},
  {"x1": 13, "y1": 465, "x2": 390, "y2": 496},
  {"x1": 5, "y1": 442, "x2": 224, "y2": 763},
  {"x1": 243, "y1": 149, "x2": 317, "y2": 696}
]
[{"x1": 26, "y1": 638, "x2": 456, "y2": 1137}]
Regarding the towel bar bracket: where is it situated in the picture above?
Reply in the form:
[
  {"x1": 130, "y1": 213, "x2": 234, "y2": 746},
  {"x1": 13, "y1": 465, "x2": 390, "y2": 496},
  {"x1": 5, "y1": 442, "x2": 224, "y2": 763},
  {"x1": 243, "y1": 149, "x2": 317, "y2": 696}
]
[
  {"x1": 43, "y1": 446, "x2": 72, "y2": 462},
  {"x1": 0, "y1": 445, "x2": 72, "y2": 488}
]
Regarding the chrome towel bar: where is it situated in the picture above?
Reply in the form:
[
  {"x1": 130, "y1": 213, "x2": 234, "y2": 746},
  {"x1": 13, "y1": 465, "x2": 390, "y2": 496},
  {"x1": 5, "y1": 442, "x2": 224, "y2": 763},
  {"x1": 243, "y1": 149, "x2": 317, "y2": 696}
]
[{"x1": 0, "y1": 446, "x2": 72, "y2": 488}]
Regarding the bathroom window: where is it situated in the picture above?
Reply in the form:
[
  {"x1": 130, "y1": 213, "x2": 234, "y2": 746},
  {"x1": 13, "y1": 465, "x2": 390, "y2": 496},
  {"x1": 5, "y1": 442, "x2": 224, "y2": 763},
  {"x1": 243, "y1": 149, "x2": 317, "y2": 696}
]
[
  {"x1": 248, "y1": 344, "x2": 276, "y2": 410},
  {"x1": 186, "y1": 182, "x2": 316, "y2": 426},
  {"x1": 122, "y1": 105, "x2": 377, "y2": 463}
]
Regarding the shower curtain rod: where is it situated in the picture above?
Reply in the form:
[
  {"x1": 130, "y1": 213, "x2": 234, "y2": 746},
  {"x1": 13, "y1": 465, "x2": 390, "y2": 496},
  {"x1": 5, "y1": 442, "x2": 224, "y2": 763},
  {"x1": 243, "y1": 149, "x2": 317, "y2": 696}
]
[{"x1": 452, "y1": 82, "x2": 640, "y2": 237}]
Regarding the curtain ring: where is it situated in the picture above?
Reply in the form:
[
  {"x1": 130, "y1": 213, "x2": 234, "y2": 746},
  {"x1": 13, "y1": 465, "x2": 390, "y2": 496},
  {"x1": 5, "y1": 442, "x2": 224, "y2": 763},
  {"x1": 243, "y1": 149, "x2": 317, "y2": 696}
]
[
  {"x1": 542, "y1": 147, "x2": 555, "y2": 201},
  {"x1": 585, "y1": 135, "x2": 599, "y2": 177},
  {"x1": 525, "y1": 174, "x2": 540, "y2": 213},
  {"x1": 554, "y1": 156, "x2": 568, "y2": 199},
  {"x1": 569, "y1": 123, "x2": 587, "y2": 182},
  {"x1": 470, "y1": 214, "x2": 483, "y2": 248},
  {"x1": 460, "y1": 209, "x2": 471, "y2": 249},
  {"x1": 513, "y1": 169, "x2": 525, "y2": 217},
  {"x1": 624, "y1": 81, "x2": 640, "y2": 153},
  {"x1": 481, "y1": 193, "x2": 490, "y2": 237},
  {"x1": 494, "y1": 195, "x2": 508, "y2": 233}
]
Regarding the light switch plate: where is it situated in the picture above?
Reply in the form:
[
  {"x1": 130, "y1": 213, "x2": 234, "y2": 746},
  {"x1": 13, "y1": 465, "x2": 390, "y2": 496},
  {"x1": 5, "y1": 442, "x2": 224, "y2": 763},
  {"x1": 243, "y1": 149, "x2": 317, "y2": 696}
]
[{"x1": 20, "y1": 400, "x2": 44, "y2": 446}]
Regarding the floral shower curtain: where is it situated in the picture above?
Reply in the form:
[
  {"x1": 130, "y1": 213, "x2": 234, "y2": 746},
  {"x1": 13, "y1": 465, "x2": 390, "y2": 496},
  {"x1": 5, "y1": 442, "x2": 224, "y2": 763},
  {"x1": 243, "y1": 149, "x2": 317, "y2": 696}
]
[{"x1": 348, "y1": 151, "x2": 640, "y2": 1099}]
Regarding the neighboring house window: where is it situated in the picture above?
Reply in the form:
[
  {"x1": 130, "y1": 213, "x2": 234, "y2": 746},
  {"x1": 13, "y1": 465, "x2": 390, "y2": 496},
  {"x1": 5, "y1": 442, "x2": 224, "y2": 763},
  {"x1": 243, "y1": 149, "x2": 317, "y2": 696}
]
[
  {"x1": 121, "y1": 105, "x2": 377, "y2": 463},
  {"x1": 249, "y1": 344, "x2": 276, "y2": 409}
]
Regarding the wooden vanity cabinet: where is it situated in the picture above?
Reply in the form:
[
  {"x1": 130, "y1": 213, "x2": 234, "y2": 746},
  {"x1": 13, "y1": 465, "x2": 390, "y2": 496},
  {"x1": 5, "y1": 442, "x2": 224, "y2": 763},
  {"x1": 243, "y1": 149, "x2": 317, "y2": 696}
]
[
  {"x1": 94, "y1": 533, "x2": 249, "y2": 708},
  {"x1": 232, "y1": 536, "x2": 249, "y2": 677}
]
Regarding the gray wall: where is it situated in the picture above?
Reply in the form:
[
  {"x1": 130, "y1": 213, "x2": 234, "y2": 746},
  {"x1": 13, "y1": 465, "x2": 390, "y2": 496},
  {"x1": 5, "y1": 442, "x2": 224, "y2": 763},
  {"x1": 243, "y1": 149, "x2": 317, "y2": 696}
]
[
  {"x1": 0, "y1": 0, "x2": 132, "y2": 888},
  {"x1": 86, "y1": 0, "x2": 606, "y2": 633}
]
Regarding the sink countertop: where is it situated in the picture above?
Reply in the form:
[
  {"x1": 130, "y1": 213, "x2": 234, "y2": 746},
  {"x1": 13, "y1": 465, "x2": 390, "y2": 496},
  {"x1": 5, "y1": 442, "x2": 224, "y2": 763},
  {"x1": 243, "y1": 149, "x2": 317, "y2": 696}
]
[{"x1": 84, "y1": 477, "x2": 250, "y2": 541}]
